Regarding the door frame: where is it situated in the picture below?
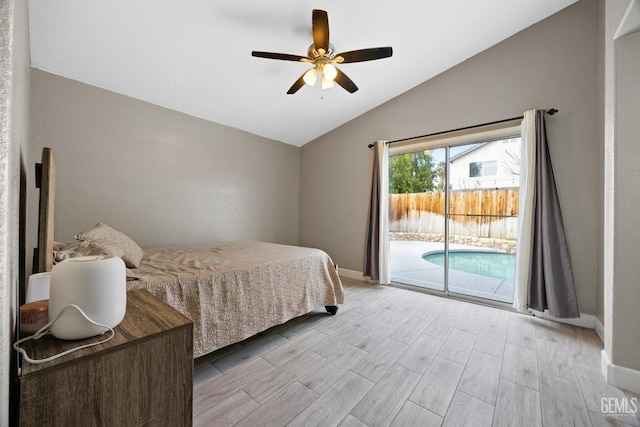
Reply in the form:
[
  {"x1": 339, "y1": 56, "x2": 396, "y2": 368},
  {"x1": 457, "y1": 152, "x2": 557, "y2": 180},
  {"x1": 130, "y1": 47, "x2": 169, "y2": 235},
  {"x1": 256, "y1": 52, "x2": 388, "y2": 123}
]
[{"x1": 386, "y1": 124, "x2": 521, "y2": 308}]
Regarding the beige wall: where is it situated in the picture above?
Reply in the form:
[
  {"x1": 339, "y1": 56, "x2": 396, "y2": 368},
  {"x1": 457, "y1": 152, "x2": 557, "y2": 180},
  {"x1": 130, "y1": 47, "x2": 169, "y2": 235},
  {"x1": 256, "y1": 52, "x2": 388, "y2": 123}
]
[
  {"x1": 1, "y1": 0, "x2": 31, "y2": 423},
  {"x1": 28, "y1": 70, "x2": 300, "y2": 264},
  {"x1": 300, "y1": 0, "x2": 601, "y2": 315}
]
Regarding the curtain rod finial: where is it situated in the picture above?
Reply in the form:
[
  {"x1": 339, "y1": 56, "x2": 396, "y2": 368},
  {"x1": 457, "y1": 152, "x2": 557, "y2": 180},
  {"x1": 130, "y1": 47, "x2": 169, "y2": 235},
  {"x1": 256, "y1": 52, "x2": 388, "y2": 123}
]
[{"x1": 547, "y1": 108, "x2": 558, "y2": 115}]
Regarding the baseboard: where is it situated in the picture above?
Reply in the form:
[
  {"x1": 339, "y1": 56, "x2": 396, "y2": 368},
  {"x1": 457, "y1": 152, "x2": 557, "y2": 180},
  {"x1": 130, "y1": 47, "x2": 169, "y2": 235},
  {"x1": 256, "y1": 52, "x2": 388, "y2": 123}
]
[
  {"x1": 530, "y1": 309, "x2": 597, "y2": 330},
  {"x1": 601, "y1": 350, "x2": 640, "y2": 394},
  {"x1": 338, "y1": 268, "x2": 370, "y2": 281},
  {"x1": 595, "y1": 316, "x2": 605, "y2": 344}
]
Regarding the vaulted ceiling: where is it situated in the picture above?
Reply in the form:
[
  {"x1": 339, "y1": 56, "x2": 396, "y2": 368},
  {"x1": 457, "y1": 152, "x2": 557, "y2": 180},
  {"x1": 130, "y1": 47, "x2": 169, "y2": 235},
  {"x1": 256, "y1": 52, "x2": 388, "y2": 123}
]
[{"x1": 28, "y1": 0, "x2": 578, "y2": 146}]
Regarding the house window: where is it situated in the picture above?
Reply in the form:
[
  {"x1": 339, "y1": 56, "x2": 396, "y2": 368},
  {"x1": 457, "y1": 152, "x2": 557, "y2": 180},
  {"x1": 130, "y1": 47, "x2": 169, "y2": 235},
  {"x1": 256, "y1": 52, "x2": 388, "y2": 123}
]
[{"x1": 469, "y1": 160, "x2": 497, "y2": 177}]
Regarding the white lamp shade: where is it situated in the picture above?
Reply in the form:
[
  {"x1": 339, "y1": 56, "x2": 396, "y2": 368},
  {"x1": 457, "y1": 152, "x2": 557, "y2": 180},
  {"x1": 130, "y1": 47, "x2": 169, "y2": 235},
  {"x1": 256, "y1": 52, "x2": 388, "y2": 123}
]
[
  {"x1": 322, "y1": 75, "x2": 334, "y2": 90},
  {"x1": 303, "y1": 68, "x2": 318, "y2": 86},
  {"x1": 26, "y1": 272, "x2": 51, "y2": 303},
  {"x1": 323, "y1": 63, "x2": 337, "y2": 81},
  {"x1": 49, "y1": 255, "x2": 127, "y2": 340}
]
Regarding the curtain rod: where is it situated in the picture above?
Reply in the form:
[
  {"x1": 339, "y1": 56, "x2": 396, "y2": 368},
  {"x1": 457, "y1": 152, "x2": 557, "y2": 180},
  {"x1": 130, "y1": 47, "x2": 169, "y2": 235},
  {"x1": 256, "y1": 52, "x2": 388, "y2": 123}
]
[{"x1": 367, "y1": 108, "x2": 558, "y2": 149}]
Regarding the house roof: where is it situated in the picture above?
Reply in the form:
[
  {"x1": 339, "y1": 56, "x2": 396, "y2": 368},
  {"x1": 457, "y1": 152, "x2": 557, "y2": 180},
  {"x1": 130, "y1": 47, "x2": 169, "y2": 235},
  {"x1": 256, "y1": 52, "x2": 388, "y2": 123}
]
[
  {"x1": 27, "y1": 0, "x2": 577, "y2": 147},
  {"x1": 449, "y1": 142, "x2": 489, "y2": 163}
]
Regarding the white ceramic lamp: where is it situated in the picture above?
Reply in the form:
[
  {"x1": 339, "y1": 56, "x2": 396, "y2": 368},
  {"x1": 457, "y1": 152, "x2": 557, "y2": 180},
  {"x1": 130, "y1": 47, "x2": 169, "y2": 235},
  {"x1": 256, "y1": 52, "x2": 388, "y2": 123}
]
[{"x1": 49, "y1": 255, "x2": 127, "y2": 340}]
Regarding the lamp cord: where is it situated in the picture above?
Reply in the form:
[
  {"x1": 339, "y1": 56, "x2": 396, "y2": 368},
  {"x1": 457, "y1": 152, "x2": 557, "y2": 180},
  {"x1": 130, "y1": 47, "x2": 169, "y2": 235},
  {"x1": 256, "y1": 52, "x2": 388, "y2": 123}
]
[{"x1": 13, "y1": 304, "x2": 115, "y2": 364}]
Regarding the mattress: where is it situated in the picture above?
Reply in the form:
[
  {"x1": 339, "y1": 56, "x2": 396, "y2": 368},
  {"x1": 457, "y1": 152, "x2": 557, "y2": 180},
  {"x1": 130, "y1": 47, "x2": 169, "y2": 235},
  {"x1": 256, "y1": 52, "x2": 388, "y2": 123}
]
[{"x1": 126, "y1": 240, "x2": 344, "y2": 357}]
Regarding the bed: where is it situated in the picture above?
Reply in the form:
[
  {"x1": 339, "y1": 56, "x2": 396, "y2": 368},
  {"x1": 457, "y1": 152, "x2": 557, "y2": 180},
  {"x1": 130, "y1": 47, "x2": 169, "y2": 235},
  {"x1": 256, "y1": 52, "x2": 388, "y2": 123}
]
[{"x1": 33, "y1": 147, "x2": 344, "y2": 357}]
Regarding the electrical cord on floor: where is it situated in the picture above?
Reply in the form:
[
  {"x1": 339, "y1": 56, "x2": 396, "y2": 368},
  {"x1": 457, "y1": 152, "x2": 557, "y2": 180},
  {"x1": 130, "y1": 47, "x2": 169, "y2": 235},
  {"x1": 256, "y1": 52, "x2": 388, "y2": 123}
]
[{"x1": 13, "y1": 304, "x2": 115, "y2": 364}]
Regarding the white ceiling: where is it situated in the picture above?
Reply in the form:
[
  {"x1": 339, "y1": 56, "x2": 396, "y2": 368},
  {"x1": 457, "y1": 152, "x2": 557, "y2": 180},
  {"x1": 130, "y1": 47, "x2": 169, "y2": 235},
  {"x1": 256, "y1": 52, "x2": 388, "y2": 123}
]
[{"x1": 28, "y1": 0, "x2": 577, "y2": 147}]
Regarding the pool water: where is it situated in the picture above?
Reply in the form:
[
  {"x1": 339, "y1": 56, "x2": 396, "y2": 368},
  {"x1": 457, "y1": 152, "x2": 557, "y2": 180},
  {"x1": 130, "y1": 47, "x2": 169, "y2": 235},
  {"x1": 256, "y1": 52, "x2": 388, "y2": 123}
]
[{"x1": 423, "y1": 251, "x2": 516, "y2": 281}]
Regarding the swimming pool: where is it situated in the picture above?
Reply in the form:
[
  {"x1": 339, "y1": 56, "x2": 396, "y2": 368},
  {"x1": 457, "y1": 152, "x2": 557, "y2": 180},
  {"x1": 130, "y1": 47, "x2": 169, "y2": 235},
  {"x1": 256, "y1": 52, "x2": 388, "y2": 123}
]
[{"x1": 422, "y1": 251, "x2": 515, "y2": 281}]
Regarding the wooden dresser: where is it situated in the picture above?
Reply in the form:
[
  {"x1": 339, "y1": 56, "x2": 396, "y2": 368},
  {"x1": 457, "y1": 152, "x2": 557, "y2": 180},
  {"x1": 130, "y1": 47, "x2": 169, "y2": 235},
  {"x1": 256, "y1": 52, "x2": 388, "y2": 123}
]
[{"x1": 19, "y1": 289, "x2": 193, "y2": 427}]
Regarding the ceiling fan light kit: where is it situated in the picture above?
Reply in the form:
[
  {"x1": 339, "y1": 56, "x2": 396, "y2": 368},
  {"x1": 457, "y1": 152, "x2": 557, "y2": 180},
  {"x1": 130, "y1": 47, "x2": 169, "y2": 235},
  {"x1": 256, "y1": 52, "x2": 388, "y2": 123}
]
[{"x1": 251, "y1": 9, "x2": 393, "y2": 94}]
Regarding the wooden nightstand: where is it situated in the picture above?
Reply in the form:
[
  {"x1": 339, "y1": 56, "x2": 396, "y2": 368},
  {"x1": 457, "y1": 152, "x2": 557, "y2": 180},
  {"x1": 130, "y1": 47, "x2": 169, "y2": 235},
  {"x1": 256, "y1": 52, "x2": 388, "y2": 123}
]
[{"x1": 19, "y1": 289, "x2": 193, "y2": 427}]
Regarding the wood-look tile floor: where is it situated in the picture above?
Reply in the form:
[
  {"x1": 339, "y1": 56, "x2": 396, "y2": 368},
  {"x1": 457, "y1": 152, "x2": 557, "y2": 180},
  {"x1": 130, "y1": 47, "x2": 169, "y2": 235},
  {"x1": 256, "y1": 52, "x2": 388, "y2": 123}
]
[{"x1": 193, "y1": 277, "x2": 640, "y2": 427}]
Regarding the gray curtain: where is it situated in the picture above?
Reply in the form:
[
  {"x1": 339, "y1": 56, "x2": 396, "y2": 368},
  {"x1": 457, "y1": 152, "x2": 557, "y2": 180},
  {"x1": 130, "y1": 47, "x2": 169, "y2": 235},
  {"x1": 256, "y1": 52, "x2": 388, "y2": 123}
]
[
  {"x1": 363, "y1": 142, "x2": 381, "y2": 281},
  {"x1": 528, "y1": 110, "x2": 579, "y2": 318}
]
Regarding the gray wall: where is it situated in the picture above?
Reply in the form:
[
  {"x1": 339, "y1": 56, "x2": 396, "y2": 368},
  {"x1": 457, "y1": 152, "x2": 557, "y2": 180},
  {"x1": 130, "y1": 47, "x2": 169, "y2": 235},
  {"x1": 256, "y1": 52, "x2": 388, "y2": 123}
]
[
  {"x1": 596, "y1": 0, "x2": 606, "y2": 334},
  {"x1": 28, "y1": 70, "x2": 300, "y2": 263},
  {"x1": 603, "y1": 0, "x2": 640, "y2": 374},
  {"x1": 300, "y1": 0, "x2": 601, "y2": 316},
  {"x1": 0, "y1": 0, "x2": 30, "y2": 424}
]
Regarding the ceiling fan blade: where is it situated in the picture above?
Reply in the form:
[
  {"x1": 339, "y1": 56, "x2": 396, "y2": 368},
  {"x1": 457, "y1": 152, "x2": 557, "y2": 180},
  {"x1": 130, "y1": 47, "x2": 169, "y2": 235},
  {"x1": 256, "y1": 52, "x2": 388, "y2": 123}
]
[
  {"x1": 287, "y1": 73, "x2": 307, "y2": 94},
  {"x1": 333, "y1": 67, "x2": 358, "y2": 93},
  {"x1": 337, "y1": 47, "x2": 393, "y2": 63},
  {"x1": 252, "y1": 51, "x2": 307, "y2": 62},
  {"x1": 312, "y1": 9, "x2": 330, "y2": 52}
]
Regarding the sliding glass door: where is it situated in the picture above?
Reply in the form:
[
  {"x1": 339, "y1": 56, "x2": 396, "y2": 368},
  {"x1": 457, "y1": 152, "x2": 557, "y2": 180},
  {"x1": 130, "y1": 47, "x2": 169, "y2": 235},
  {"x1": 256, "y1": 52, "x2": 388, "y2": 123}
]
[
  {"x1": 389, "y1": 136, "x2": 521, "y2": 304},
  {"x1": 389, "y1": 148, "x2": 446, "y2": 292}
]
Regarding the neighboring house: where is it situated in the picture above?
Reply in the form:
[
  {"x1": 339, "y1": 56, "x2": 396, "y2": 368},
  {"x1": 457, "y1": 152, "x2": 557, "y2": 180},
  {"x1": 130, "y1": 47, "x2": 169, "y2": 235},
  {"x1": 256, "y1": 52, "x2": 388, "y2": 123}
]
[{"x1": 448, "y1": 138, "x2": 521, "y2": 190}]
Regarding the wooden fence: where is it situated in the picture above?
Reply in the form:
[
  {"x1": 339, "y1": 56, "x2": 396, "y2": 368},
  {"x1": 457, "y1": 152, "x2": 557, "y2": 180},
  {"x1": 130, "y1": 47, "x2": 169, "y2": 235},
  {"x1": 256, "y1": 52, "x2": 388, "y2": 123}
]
[{"x1": 389, "y1": 189, "x2": 519, "y2": 239}]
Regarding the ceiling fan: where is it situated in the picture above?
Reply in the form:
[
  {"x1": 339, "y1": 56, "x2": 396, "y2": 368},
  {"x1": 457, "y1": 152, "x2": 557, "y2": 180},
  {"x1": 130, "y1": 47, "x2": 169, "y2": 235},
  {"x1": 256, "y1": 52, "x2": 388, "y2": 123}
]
[{"x1": 251, "y1": 9, "x2": 393, "y2": 94}]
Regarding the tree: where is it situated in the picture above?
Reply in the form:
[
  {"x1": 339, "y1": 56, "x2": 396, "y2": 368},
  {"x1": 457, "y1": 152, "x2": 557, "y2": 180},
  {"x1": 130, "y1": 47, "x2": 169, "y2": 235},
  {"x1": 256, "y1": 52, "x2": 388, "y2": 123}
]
[
  {"x1": 389, "y1": 152, "x2": 438, "y2": 194},
  {"x1": 501, "y1": 148, "x2": 520, "y2": 177},
  {"x1": 435, "y1": 161, "x2": 446, "y2": 192}
]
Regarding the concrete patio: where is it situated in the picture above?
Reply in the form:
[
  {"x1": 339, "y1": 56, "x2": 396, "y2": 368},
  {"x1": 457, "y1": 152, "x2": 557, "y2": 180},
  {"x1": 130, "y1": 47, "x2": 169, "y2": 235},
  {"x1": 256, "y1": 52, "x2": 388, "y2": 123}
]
[{"x1": 390, "y1": 240, "x2": 515, "y2": 303}]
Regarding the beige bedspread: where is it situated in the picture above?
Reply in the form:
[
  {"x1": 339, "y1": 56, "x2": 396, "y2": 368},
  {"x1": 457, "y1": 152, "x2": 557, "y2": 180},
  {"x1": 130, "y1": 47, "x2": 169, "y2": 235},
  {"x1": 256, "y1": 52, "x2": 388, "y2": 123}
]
[{"x1": 126, "y1": 241, "x2": 344, "y2": 357}]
